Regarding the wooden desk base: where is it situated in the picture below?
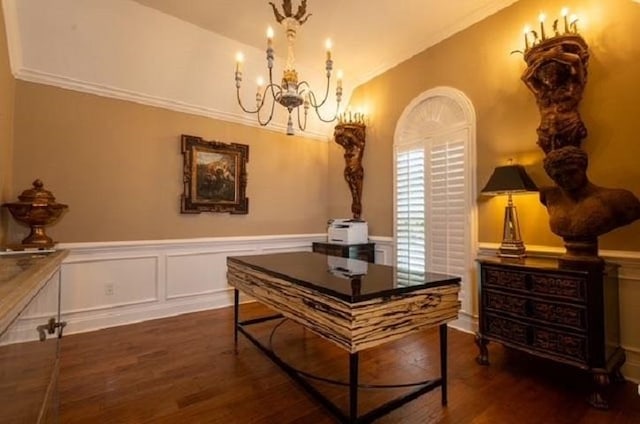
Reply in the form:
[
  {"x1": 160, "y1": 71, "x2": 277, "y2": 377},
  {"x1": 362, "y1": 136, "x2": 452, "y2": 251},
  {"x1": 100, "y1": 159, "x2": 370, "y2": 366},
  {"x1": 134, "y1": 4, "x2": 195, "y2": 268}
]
[
  {"x1": 233, "y1": 290, "x2": 449, "y2": 424},
  {"x1": 228, "y1": 258, "x2": 460, "y2": 423}
]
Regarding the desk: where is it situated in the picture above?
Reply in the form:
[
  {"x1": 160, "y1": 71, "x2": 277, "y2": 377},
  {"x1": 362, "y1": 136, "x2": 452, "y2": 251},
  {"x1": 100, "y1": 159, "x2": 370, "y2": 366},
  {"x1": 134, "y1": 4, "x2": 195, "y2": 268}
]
[{"x1": 227, "y1": 252, "x2": 460, "y2": 423}]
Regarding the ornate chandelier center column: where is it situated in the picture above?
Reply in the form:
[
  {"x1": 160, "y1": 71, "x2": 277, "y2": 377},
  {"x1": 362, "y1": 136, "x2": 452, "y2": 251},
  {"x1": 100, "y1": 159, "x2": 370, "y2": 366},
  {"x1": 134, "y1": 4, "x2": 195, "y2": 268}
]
[{"x1": 235, "y1": 1, "x2": 342, "y2": 135}]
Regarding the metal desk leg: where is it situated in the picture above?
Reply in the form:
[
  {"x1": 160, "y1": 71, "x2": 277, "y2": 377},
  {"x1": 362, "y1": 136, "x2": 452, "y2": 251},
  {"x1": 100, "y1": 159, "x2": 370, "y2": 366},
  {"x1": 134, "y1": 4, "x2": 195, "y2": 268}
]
[
  {"x1": 440, "y1": 323, "x2": 448, "y2": 406},
  {"x1": 349, "y1": 352, "x2": 359, "y2": 423},
  {"x1": 233, "y1": 289, "x2": 239, "y2": 349}
]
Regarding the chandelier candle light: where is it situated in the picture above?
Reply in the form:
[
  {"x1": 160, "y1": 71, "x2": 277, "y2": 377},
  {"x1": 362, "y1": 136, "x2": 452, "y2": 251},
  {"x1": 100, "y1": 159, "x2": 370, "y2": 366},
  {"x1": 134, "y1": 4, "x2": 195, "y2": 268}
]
[
  {"x1": 234, "y1": 0, "x2": 343, "y2": 135},
  {"x1": 522, "y1": 7, "x2": 580, "y2": 52}
]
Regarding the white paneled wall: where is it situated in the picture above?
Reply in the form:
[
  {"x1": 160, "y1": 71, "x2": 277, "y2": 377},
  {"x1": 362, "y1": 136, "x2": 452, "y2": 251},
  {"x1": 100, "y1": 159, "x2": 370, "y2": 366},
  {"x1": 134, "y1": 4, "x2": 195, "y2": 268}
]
[
  {"x1": 6, "y1": 235, "x2": 638, "y2": 382},
  {"x1": 58, "y1": 235, "x2": 394, "y2": 336}
]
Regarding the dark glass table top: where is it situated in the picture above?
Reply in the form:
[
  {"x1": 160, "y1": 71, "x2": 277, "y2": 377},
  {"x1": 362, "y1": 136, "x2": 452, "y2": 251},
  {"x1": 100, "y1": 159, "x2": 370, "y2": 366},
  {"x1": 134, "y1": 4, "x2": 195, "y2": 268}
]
[{"x1": 227, "y1": 251, "x2": 460, "y2": 303}]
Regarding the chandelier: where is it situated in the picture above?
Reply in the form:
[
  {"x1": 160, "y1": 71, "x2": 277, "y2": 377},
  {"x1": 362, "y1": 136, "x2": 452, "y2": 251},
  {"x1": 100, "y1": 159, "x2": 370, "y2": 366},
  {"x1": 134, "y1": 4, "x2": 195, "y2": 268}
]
[{"x1": 234, "y1": 0, "x2": 343, "y2": 135}]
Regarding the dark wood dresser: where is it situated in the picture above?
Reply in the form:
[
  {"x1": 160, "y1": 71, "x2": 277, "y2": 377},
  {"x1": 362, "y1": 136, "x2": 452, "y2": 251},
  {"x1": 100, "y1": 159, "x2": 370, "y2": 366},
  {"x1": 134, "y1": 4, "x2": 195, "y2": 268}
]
[
  {"x1": 312, "y1": 242, "x2": 375, "y2": 263},
  {"x1": 475, "y1": 256, "x2": 624, "y2": 409}
]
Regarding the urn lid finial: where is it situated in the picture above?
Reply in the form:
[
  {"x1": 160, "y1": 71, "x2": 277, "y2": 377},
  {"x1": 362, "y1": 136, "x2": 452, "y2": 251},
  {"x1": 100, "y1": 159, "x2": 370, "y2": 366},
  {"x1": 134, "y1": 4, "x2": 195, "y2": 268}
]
[{"x1": 16, "y1": 179, "x2": 61, "y2": 205}]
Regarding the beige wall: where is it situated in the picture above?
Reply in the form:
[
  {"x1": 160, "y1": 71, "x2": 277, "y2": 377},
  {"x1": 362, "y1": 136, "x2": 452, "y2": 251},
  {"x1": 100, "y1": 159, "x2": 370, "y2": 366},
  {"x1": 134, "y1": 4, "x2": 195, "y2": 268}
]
[
  {"x1": 11, "y1": 82, "x2": 329, "y2": 243},
  {"x1": 0, "y1": 6, "x2": 15, "y2": 245},
  {"x1": 334, "y1": 0, "x2": 640, "y2": 252}
]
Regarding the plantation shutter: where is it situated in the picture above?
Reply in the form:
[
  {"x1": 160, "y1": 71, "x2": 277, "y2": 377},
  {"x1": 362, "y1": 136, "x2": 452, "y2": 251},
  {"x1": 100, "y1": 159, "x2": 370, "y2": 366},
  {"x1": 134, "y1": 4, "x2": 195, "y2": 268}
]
[
  {"x1": 426, "y1": 130, "x2": 468, "y2": 279},
  {"x1": 394, "y1": 88, "x2": 476, "y2": 317},
  {"x1": 395, "y1": 143, "x2": 426, "y2": 279}
]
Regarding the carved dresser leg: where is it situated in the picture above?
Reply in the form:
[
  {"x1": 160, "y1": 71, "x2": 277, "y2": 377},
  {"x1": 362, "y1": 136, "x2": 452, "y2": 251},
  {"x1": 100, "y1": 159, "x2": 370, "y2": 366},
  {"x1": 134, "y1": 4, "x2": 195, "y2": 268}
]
[
  {"x1": 475, "y1": 333, "x2": 490, "y2": 365},
  {"x1": 588, "y1": 371, "x2": 611, "y2": 409}
]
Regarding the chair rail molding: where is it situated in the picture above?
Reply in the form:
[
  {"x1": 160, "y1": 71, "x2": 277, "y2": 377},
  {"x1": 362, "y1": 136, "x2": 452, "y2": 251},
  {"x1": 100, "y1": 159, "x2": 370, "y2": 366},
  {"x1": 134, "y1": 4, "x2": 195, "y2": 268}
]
[{"x1": 55, "y1": 234, "x2": 394, "y2": 337}]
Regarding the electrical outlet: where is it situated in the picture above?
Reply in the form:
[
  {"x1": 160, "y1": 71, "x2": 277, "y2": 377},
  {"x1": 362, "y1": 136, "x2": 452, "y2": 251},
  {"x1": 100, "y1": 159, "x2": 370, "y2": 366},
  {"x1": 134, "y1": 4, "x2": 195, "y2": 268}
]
[{"x1": 104, "y1": 282, "x2": 114, "y2": 296}]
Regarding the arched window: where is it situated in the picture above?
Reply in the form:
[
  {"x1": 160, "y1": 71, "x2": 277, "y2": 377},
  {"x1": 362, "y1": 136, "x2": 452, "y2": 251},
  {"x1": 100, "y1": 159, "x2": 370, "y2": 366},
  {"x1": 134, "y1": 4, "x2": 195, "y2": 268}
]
[{"x1": 393, "y1": 87, "x2": 477, "y2": 325}]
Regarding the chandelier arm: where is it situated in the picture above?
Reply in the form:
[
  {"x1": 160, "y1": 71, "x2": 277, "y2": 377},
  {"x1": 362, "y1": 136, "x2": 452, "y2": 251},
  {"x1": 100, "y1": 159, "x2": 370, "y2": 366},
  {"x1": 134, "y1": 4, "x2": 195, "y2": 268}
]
[
  {"x1": 256, "y1": 83, "x2": 280, "y2": 126},
  {"x1": 299, "y1": 75, "x2": 331, "y2": 109},
  {"x1": 305, "y1": 90, "x2": 340, "y2": 123},
  {"x1": 267, "y1": 67, "x2": 279, "y2": 100},
  {"x1": 236, "y1": 82, "x2": 282, "y2": 121},
  {"x1": 296, "y1": 101, "x2": 308, "y2": 131},
  {"x1": 236, "y1": 87, "x2": 261, "y2": 114}
]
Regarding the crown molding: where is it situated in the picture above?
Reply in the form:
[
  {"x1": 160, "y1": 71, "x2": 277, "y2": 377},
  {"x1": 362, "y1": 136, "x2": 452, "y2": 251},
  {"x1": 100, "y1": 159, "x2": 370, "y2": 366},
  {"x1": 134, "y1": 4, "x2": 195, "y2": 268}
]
[{"x1": 14, "y1": 67, "x2": 331, "y2": 141}]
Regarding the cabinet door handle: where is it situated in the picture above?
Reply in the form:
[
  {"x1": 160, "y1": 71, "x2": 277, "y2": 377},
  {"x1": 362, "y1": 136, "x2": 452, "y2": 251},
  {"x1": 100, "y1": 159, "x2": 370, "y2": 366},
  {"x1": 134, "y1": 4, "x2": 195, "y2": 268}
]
[{"x1": 36, "y1": 318, "x2": 68, "y2": 341}]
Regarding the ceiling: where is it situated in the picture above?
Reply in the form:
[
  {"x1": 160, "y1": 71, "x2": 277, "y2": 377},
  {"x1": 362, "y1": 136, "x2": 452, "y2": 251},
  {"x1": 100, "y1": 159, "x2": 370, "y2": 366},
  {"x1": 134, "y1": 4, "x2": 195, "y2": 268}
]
[
  {"x1": 132, "y1": 0, "x2": 519, "y2": 86},
  {"x1": 5, "y1": 0, "x2": 519, "y2": 138}
]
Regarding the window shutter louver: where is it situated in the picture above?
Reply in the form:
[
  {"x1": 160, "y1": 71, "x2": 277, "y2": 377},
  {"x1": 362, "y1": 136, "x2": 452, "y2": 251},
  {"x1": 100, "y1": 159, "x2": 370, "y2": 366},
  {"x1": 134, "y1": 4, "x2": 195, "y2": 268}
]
[
  {"x1": 395, "y1": 130, "x2": 468, "y2": 283},
  {"x1": 395, "y1": 147, "x2": 426, "y2": 277},
  {"x1": 426, "y1": 132, "x2": 468, "y2": 280}
]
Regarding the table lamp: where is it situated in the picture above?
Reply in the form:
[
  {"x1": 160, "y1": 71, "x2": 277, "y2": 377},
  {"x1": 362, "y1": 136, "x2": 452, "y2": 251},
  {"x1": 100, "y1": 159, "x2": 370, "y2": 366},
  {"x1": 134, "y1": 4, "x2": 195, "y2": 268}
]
[{"x1": 481, "y1": 163, "x2": 538, "y2": 258}]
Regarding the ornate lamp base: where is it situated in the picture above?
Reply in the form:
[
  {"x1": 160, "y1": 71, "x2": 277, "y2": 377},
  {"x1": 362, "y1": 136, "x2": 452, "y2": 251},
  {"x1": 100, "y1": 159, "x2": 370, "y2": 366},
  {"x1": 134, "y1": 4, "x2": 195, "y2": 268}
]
[
  {"x1": 498, "y1": 197, "x2": 527, "y2": 259},
  {"x1": 498, "y1": 240, "x2": 526, "y2": 258}
]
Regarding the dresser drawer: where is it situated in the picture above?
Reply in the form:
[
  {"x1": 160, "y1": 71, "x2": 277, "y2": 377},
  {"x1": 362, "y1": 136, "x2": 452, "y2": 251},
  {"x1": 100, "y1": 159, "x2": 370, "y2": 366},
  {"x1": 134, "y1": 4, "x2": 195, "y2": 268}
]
[
  {"x1": 530, "y1": 299, "x2": 586, "y2": 330},
  {"x1": 484, "y1": 290, "x2": 586, "y2": 330},
  {"x1": 530, "y1": 274, "x2": 585, "y2": 301},
  {"x1": 482, "y1": 265, "x2": 586, "y2": 302},
  {"x1": 483, "y1": 267, "x2": 527, "y2": 291},
  {"x1": 485, "y1": 290, "x2": 527, "y2": 316},
  {"x1": 532, "y1": 326, "x2": 587, "y2": 363},
  {"x1": 484, "y1": 314, "x2": 528, "y2": 346},
  {"x1": 484, "y1": 313, "x2": 588, "y2": 364}
]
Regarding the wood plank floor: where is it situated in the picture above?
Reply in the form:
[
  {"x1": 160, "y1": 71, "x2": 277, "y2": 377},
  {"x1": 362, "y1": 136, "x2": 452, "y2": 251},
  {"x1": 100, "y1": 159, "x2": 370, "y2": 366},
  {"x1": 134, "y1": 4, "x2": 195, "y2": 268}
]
[{"x1": 59, "y1": 303, "x2": 640, "y2": 423}]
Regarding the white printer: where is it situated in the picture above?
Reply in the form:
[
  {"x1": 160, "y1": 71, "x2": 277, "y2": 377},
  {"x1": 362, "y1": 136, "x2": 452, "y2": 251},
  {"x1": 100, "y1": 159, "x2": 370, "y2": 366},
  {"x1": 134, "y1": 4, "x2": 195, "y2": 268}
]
[{"x1": 327, "y1": 218, "x2": 368, "y2": 244}]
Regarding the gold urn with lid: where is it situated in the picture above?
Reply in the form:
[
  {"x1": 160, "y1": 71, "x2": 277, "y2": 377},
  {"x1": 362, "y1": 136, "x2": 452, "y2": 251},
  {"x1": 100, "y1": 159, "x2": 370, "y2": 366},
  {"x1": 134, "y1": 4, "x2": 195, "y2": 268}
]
[{"x1": 2, "y1": 179, "x2": 68, "y2": 247}]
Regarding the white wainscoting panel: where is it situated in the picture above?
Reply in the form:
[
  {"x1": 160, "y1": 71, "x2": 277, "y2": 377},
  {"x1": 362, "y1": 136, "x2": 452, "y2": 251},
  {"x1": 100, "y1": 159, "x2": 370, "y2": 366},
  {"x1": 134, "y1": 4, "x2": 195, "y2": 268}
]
[
  {"x1": 57, "y1": 234, "x2": 325, "y2": 335},
  {"x1": 370, "y1": 236, "x2": 393, "y2": 265},
  {"x1": 62, "y1": 256, "x2": 159, "y2": 312},
  {"x1": 166, "y1": 251, "x2": 235, "y2": 300}
]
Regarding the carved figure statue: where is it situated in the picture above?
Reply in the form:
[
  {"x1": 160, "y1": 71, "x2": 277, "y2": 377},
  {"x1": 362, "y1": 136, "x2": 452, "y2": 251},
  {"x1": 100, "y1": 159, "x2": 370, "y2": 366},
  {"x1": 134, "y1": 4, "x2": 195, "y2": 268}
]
[
  {"x1": 539, "y1": 146, "x2": 640, "y2": 260},
  {"x1": 522, "y1": 37, "x2": 589, "y2": 154},
  {"x1": 334, "y1": 123, "x2": 366, "y2": 220}
]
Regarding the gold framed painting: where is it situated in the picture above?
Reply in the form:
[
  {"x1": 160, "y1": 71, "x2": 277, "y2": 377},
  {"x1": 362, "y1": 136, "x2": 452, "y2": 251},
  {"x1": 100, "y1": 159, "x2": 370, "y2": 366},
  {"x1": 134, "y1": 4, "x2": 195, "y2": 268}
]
[{"x1": 181, "y1": 134, "x2": 249, "y2": 214}]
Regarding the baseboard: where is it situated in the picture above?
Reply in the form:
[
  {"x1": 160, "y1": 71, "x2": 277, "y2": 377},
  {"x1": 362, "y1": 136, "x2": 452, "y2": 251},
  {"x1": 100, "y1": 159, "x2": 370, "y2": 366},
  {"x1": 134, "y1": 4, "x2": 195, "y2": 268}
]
[
  {"x1": 62, "y1": 289, "x2": 249, "y2": 336},
  {"x1": 621, "y1": 345, "x2": 640, "y2": 384},
  {"x1": 449, "y1": 310, "x2": 477, "y2": 335}
]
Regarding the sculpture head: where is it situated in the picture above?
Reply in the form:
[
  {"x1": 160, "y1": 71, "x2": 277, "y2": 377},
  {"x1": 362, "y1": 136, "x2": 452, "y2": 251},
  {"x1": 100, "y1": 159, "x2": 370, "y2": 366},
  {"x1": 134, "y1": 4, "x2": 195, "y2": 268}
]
[{"x1": 543, "y1": 146, "x2": 589, "y2": 191}]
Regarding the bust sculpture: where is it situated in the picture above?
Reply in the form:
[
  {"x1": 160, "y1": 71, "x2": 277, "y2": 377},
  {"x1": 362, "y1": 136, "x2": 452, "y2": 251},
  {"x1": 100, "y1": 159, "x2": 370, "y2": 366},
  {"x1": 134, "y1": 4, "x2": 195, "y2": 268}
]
[
  {"x1": 519, "y1": 33, "x2": 640, "y2": 264},
  {"x1": 539, "y1": 146, "x2": 640, "y2": 261}
]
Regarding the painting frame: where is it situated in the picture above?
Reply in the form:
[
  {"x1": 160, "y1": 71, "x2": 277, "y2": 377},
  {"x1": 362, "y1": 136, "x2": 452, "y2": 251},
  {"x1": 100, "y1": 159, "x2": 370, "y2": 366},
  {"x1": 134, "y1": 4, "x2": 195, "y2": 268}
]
[{"x1": 181, "y1": 134, "x2": 249, "y2": 214}]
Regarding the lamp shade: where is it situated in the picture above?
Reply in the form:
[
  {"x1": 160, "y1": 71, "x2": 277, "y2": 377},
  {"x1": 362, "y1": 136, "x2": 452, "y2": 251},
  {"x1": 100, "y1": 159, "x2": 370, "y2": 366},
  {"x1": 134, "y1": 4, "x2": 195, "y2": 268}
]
[{"x1": 481, "y1": 165, "x2": 538, "y2": 195}]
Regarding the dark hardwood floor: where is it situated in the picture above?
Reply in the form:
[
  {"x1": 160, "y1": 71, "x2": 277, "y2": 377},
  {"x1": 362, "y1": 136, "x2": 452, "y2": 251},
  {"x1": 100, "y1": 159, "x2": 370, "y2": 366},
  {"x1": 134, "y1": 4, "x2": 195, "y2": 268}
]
[{"x1": 59, "y1": 303, "x2": 640, "y2": 423}]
